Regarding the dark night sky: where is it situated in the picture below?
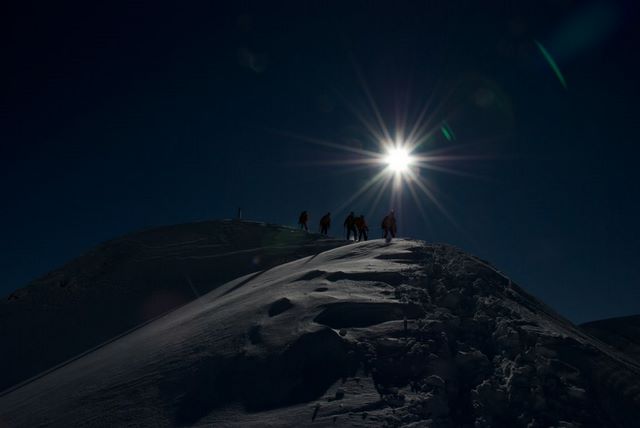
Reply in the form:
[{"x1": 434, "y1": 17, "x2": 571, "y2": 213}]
[{"x1": 2, "y1": 1, "x2": 639, "y2": 323}]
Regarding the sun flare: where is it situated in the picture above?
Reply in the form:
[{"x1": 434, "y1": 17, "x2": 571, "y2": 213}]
[
  {"x1": 384, "y1": 146, "x2": 413, "y2": 174},
  {"x1": 279, "y1": 79, "x2": 479, "y2": 233}
]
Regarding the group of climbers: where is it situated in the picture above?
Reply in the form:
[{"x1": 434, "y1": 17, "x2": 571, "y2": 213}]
[
  {"x1": 343, "y1": 211, "x2": 369, "y2": 241},
  {"x1": 297, "y1": 209, "x2": 397, "y2": 242}
]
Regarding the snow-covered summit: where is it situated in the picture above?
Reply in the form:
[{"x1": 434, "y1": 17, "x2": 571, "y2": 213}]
[
  {"x1": 1, "y1": 238, "x2": 639, "y2": 427},
  {"x1": 0, "y1": 220, "x2": 348, "y2": 393}
]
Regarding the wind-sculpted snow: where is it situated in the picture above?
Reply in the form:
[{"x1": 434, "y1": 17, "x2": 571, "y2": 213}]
[
  {"x1": 1, "y1": 239, "x2": 639, "y2": 427},
  {"x1": 0, "y1": 220, "x2": 348, "y2": 392}
]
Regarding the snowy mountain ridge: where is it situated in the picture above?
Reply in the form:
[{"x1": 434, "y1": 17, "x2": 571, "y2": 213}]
[
  {"x1": 1, "y1": 234, "x2": 639, "y2": 427},
  {"x1": 0, "y1": 220, "x2": 349, "y2": 393}
]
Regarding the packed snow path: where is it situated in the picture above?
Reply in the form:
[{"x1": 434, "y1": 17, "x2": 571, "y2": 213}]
[{"x1": 1, "y1": 239, "x2": 639, "y2": 427}]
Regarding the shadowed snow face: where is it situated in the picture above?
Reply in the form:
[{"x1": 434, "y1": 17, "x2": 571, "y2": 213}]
[{"x1": 0, "y1": 220, "x2": 350, "y2": 393}]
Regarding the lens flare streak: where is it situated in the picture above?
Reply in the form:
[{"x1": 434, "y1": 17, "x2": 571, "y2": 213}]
[{"x1": 535, "y1": 40, "x2": 567, "y2": 89}]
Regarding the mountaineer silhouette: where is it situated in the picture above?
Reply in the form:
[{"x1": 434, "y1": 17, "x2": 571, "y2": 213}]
[
  {"x1": 319, "y1": 212, "x2": 331, "y2": 236},
  {"x1": 354, "y1": 214, "x2": 369, "y2": 241},
  {"x1": 343, "y1": 211, "x2": 357, "y2": 240},
  {"x1": 381, "y1": 210, "x2": 397, "y2": 242},
  {"x1": 298, "y1": 211, "x2": 309, "y2": 232}
]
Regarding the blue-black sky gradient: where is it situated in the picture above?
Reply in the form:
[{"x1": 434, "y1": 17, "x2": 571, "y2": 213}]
[{"x1": 2, "y1": 1, "x2": 639, "y2": 323}]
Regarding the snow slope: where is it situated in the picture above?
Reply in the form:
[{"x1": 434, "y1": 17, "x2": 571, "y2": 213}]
[
  {"x1": 1, "y1": 239, "x2": 639, "y2": 427},
  {"x1": 581, "y1": 315, "x2": 640, "y2": 363},
  {"x1": 0, "y1": 220, "x2": 348, "y2": 392}
]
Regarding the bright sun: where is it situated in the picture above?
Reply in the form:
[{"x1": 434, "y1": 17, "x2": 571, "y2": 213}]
[{"x1": 384, "y1": 146, "x2": 413, "y2": 173}]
